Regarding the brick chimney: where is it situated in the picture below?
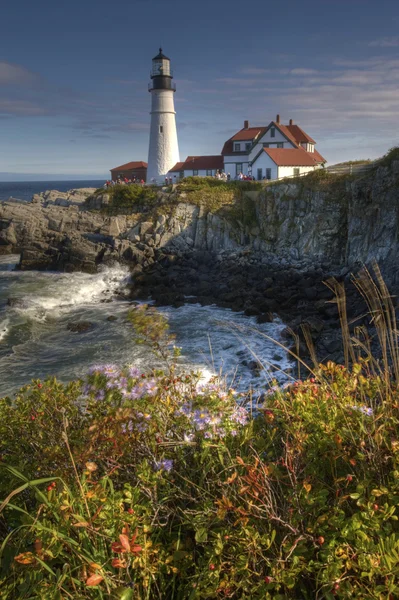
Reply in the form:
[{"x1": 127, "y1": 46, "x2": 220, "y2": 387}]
[
  {"x1": 289, "y1": 118, "x2": 293, "y2": 125},
  {"x1": 276, "y1": 114, "x2": 280, "y2": 124},
  {"x1": 244, "y1": 120, "x2": 249, "y2": 129}
]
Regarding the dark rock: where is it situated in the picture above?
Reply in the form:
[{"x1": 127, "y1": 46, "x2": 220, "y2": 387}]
[
  {"x1": 303, "y1": 316, "x2": 325, "y2": 334},
  {"x1": 106, "y1": 315, "x2": 118, "y2": 321},
  {"x1": 67, "y1": 321, "x2": 95, "y2": 333},
  {"x1": 304, "y1": 287, "x2": 318, "y2": 300},
  {"x1": 7, "y1": 297, "x2": 27, "y2": 308},
  {"x1": 257, "y1": 313, "x2": 274, "y2": 323}
]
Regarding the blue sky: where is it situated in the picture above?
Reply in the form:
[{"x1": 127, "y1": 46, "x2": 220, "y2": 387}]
[{"x1": 0, "y1": 0, "x2": 398, "y2": 180}]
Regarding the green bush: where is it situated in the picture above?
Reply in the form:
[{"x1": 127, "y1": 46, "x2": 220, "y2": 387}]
[
  {"x1": 102, "y1": 185, "x2": 158, "y2": 214},
  {"x1": 2, "y1": 359, "x2": 399, "y2": 599},
  {"x1": 377, "y1": 146, "x2": 399, "y2": 168}
]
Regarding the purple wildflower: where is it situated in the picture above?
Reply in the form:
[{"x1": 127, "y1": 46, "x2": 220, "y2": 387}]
[
  {"x1": 230, "y1": 406, "x2": 248, "y2": 426},
  {"x1": 192, "y1": 410, "x2": 209, "y2": 431},
  {"x1": 136, "y1": 422, "x2": 148, "y2": 433},
  {"x1": 127, "y1": 366, "x2": 141, "y2": 379},
  {"x1": 215, "y1": 428, "x2": 227, "y2": 438},
  {"x1": 154, "y1": 459, "x2": 174, "y2": 472},
  {"x1": 143, "y1": 379, "x2": 158, "y2": 396},
  {"x1": 122, "y1": 421, "x2": 134, "y2": 434},
  {"x1": 129, "y1": 385, "x2": 143, "y2": 400},
  {"x1": 350, "y1": 405, "x2": 373, "y2": 416}
]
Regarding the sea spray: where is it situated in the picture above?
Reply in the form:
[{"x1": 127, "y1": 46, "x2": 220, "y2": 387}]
[{"x1": 0, "y1": 262, "x2": 292, "y2": 396}]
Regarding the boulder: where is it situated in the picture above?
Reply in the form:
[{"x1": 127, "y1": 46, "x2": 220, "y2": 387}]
[{"x1": 67, "y1": 321, "x2": 95, "y2": 333}]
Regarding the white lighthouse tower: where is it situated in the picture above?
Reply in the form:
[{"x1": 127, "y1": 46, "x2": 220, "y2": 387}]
[{"x1": 147, "y1": 48, "x2": 180, "y2": 184}]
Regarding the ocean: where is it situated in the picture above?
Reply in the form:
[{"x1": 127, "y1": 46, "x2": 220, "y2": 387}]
[{"x1": 0, "y1": 180, "x2": 104, "y2": 203}]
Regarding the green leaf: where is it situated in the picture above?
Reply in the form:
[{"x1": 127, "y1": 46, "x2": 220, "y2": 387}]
[
  {"x1": 112, "y1": 588, "x2": 135, "y2": 600},
  {"x1": 195, "y1": 527, "x2": 208, "y2": 543}
]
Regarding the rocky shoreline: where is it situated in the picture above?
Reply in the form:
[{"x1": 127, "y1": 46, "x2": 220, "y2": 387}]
[{"x1": 1, "y1": 162, "x2": 398, "y2": 367}]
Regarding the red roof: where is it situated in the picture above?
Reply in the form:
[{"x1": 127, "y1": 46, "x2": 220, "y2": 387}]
[
  {"x1": 262, "y1": 147, "x2": 318, "y2": 166},
  {"x1": 231, "y1": 127, "x2": 267, "y2": 142},
  {"x1": 168, "y1": 161, "x2": 185, "y2": 172},
  {"x1": 110, "y1": 161, "x2": 148, "y2": 171},
  {"x1": 222, "y1": 127, "x2": 267, "y2": 155},
  {"x1": 285, "y1": 124, "x2": 315, "y2": 144},
  {"x1": 312, "y1": 148, "x2": 326, "y2": 163},
  {"x1": 181, "y1": 155, "x2": 224, "y2": 170},
  {"x1": 270, "y1": 123, "x2": 300, "y2": 148}
]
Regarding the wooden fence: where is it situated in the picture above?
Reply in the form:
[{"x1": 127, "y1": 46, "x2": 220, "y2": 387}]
[{"x1": 325, "y1": 162, "x2": 374, "y2": 175}]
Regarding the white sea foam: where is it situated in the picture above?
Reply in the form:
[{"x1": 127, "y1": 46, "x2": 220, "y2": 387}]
[
  {"x1": 0, "y1": 319, "x2": 9, "y2": 341},
  {"x1": 0, "y1": 264, "x2": 293, "y2": 396},
  {"x1": 7, "y1": 265, "x2": 130, "y2": 321},
  {"x1": 158, "y1": 303, "x2": 293, "y2": 394}
]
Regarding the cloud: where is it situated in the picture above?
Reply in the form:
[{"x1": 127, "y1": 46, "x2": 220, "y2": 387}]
[
  {"x1": 289, "y1": 68, "x2": 318, "y2": 76},
  {"x1": 369, "y1": 37, "x2": 399, "y2": 47},
  {"x1": 0, "y1": 99, "x2": 49, "y2": 116},
  {"x1": 238, "y1": 67, "x2": 273, "y2": 75},
  {"x1": 0, "y1": 61, "x2": 41, "y2": 86}
]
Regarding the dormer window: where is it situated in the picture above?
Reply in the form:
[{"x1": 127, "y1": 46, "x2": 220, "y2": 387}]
[
  {"x1": 245, "y1": 142, "x2": 251, "y2": 151},
  {"x1": 270, "y1": 127, "x2": 275, "y2": 138},
  {"x1": 234, "y1": 143, "x2": 240, "y2": 152}
]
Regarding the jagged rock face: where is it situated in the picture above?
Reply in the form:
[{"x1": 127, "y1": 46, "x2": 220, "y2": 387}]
[{"x1": 0, "y1": 162, "x2": 398, "y2": 284}]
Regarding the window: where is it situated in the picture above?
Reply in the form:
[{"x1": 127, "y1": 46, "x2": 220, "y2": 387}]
[
  {"x1": 277, "y1": 142, "x2": 283, "y2": 148},
  {"x1": 245, "y1": 142, "x2": 251, "y2": 151},
  {"x1": 266, "y1": 168, "x2": 272, "y2": 180},
  {"x1": 179, "y1": 171, "x2": 184, "y2": 179},
  {"x1": 293, "y1": 168, "x2": 300, "y2": 176},
  {"x1": 263, "y1": 143, "x2": 269, "y2": 148},
  {"x1": 257, "y1": 168, "x2": 263, "y2": 180},
  {"x1": 236, "y1": 163, "x2": 243, "y2": 175},
  {"x1": 270, "y1": 127, "x2": 275, "y2": 138},
  {"x1": 206, "y1": 169, "x2": 213, "y2": 176},
  {"x1": 159, "y1": 126, "x2": 163, "y2": 133},
  {"x1": 193, "y1": 169, "x2": 198, "y2": 176},
  {"x1": 234, "y1": 143, "x2": 240, "y2": 152}
]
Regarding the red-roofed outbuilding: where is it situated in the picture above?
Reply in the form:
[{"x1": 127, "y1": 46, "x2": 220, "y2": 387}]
[{"x1": 110, "y1": 161, "x2": 148, "y2": 182}]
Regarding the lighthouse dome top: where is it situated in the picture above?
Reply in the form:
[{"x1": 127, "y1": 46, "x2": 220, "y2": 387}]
[
  {"x1": 153, "y1": 47, "x2": 170, "y2": 61},
  {"x1": 150, "y1": 48, "x2": 174, "y2": 82}
]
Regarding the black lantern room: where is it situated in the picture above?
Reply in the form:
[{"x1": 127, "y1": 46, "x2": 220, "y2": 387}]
[{"x1": 149, "y1": 48, "x2": 176, "y2": 92}]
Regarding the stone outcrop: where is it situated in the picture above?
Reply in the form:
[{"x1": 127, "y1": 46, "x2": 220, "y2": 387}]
[
  {"x1": 1, "y1": 161, "x2": 398, "y2": 280},
  {"x1": 31, "y1": 188, "x2": 98, "y2": 207}
]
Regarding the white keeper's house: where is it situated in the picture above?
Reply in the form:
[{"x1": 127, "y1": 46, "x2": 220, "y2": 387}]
[
  {"x1": 169, "y1": 114, "x2": 326, "y2": 181},
  {"x1": 222, "y1": 115, "x2": 326, "y2": 180}
]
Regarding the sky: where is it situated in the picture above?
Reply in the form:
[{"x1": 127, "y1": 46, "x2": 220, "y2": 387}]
[{"x1": 0, "y1": 0, "x2": 398, "y2": 180}]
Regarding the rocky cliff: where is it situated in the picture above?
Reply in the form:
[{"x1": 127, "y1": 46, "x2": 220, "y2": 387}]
[
  {"x1": 1, "y1": 161, "x2": 398, "y2": 279},
  {"x1": 0, "y1": 160, "x2": 398, "y2": 364}
]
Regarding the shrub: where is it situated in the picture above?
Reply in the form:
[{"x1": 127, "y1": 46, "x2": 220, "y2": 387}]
[
  {"x1": 102, "y1": 185, "x2": 158, "y2": 214},
  {"x1": 377, "y1": 146, "x2": 399, "y2": 168},
  {"x1": 2, "y1": 269, "x2": 399, "y2": 598}
]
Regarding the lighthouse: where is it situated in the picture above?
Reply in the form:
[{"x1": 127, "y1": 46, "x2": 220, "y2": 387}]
[{"x1": 147, "y1": 48, "x2": 180, "y2": 184}]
